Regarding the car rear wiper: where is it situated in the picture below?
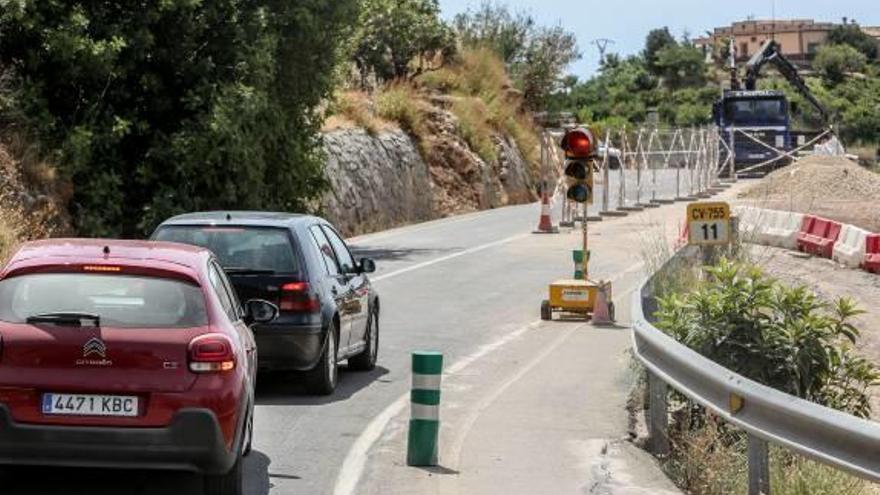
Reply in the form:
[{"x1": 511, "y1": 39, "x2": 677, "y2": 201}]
[
  {"x1": 26, "y1": 312, "x2": 101, "y2": 327},
  {"x1": 223, "y1": 267, "x2": 276, "y2": 275}
]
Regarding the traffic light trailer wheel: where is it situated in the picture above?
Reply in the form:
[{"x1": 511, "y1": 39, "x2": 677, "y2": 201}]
[{"x1": 540, "y1": 300, "x2": 552, "y2": 321}]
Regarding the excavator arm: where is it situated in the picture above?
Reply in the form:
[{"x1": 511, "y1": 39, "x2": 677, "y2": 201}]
[{"x1": 744, "y1": 40, "x2": 831, "y2": 126}]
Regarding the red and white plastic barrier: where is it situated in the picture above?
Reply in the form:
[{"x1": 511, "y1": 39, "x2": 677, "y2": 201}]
[
  {"x1": 797, "y1": 216, "x2": 842, "y2": 258},
  {"x1": 734, "y1": 205, "x2": 878, "y2": 275}
]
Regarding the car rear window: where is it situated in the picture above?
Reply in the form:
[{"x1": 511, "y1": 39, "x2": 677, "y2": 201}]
[
  {"x1": 154, "y1": 226, "x2": 299, "y2": 274},
  {"x1": 0, "y1": 274, "x2": 208, "y2": 328}
]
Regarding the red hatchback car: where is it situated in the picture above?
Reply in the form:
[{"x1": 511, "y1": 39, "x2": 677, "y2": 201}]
[{"x1": 0, "y1": 239, "x2": 278, "y2": 495}]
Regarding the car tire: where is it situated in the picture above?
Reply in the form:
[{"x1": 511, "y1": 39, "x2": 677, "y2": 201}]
[
  {"x1": 304, "y1": 322, "x2": 338, "y2": 395},
  {"x1": 242, "y1": 407, "x2": 254, "y2": 457},
  {"x1": 349, "y1": 311, "x2": 378, "y2": 371},
  {"x1": 204, "y1": 448, "x2": 243, "y2": 495}
]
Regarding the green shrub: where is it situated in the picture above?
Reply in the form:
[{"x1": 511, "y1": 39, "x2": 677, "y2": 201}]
[
  {"x1": 655, "y1": 258, "x2": 879, "y2": 418},
  {"x1": 0, "y1": 1, "x2": 358, "y2": 236},
  {"x1": 814, "y1": 44, "x2": 868, "y2": 85}
]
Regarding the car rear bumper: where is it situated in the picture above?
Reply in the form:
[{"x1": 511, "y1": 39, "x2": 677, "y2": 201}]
[
  {"x1": 0, "y1": 405, "x2": 237, "y2": 474},
  {"x1": 254, "y1": 322, "x2": 325, "y2": 371}
]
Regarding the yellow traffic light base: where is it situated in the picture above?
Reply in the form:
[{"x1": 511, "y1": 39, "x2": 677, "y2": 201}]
[
  {"x1": 541, "y1": 279, "x2": 614, "y2": 321},
  {"x1": 541, "y1": 126, "x2": 615, "y2": 323}
]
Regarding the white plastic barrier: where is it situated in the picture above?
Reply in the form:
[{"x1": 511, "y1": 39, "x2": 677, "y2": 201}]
[
  {"x1": 733, "y1": 206, "x2": 762, "y2": 243},
  {"x1": 833, "y1": 224, "x2": 870, "y2": 268},
  {"x1": 752, "y1": 209, "x2": 804, "y2": 250}
]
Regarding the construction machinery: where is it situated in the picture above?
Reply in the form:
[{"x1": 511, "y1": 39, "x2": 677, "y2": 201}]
[{"x1": 713, "y1": 39, "x2": 832, "y2": 170}]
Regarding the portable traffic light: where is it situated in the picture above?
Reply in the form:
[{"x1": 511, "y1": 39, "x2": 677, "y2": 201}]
[{"x1": 560, "y1": 128, "x2": 596, "y2": 204}]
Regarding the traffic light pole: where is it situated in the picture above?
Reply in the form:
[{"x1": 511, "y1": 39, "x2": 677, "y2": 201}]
[{"x1": 582, "y1": 203, "x2": 589, "y2": 280}]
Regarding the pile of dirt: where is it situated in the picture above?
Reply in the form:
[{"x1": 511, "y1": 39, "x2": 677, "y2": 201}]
[{"x1": 739, "y1": 156, "x2": 880, "y2": 232}]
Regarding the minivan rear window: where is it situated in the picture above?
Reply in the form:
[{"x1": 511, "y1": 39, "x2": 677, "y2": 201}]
[
  {"x1": 154, "y1": 226, "x2": 299, "y2": 274},
  {"x1": 0, "y1": 274, "x2": 208, "y2": 328}
]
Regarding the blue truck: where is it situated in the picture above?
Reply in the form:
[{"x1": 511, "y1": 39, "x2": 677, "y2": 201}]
[{"x1": 713, "y1": 40, "x2": 830, "y2": 172}]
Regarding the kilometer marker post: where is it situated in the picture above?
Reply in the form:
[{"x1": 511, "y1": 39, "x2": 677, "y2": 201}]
[{"x1": 407, "y1": 351, "x2": 443, "y2": 466}]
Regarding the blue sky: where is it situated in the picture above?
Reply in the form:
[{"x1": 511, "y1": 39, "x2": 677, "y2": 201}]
[{"x1": 438, "y1": 0, "x2": 879, "y2": 79}]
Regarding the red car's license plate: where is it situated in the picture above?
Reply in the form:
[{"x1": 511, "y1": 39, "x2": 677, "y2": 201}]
[{"x1": 42, "y1": 393, "x2": 139, "y2": 417}]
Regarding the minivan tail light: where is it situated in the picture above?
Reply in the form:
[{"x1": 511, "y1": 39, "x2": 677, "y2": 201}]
[
  {"x1": 188, "y1": 334, "x2": 235, "y2": 373},
  {"x1": 280, "y1": 282, "x2": 320, "y2": 313}
]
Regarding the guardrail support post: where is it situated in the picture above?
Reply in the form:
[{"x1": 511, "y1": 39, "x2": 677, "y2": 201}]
[
  {"x1": 748, "y1": 434, "x2": 771, "y2": 495},
  {"x1": 648, "y1": 372, "x2": 669, "y2": 456}
]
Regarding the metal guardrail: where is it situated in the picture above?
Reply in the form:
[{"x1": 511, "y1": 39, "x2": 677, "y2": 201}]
[{"x1": 631, "y1": 247, "x2": 880, "y2": 492}]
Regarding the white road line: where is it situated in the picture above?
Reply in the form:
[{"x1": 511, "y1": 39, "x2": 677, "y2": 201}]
[
  {"x1": 444, "y1": 325, "x2": 578, "y2": 473},
  {"x1": 331, "y1": 321, "x2": 540, "y2": 495},
  {"x1": 371, "y1": 233, "x2": 530, "y2": 283}
]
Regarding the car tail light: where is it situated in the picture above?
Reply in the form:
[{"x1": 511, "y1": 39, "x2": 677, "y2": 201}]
[
  {"x1": 280, "y1": 282, "x2": 320, "y2": 313},
  {"x1": 188, "y1": 334, "x2": 235, "y2": 373}
]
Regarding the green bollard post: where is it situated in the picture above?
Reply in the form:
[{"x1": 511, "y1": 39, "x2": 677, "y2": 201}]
[
  {"x1": 573, "y1": 250, "x2": 590, "y2": 280},
  {"x1": 407, "y1": 351, "x2": 443, "y2": 466}
]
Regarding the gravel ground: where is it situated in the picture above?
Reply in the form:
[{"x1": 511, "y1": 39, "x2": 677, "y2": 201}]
[
  {"x1": 748, "y1": 244, "x2": 880, "y2": 419},
  {"x1": 738, "y1": 156, "x2": 880, "y2": 232}
]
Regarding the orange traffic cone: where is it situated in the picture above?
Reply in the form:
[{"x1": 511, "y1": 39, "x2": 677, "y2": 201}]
[
  {"x1": 592, "y1": 284, "x2": 614, "y2": 326},
  {"x1": 533, "y1": 190, "x2": 559, "y2": 234}
]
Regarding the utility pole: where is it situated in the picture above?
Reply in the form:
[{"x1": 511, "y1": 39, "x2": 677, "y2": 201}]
[{"x1": 591, "y1": 39, "x2": 615, "y2": 66}]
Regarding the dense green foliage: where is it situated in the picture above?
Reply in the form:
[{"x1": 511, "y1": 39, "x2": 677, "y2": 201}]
[
  {"x1": 828, "y1": 23, "x2": 879, "y2": 61},
  {"x1": 354, "y1": 0, "x2": 455, "y2": 83},
  {"x1": 550, "y1": 25, "x2": 880, "y2": 150},
  {"x1": 813, "y1": 44, "x2": 868, "y2": 84},
  {"x1": 0, "y1": 0, "x2": 358, "y2": 236},
  {"x1": 643, "y1": 27, "x2": 678, "y2": 74},
  {"x1": 656, "y1": 259, "x2": 879, "y2": 418},
  {"x1": 452, "y1": 2, "x2": 580, "y2": 110}
]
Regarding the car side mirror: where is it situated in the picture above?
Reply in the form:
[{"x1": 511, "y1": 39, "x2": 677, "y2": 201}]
[
  {"x1": 359, "y1": 258, "x2": 376, "y2": 274},
  {"x1": 244, "y1": 299, "x2": 279, "y2": 325}
]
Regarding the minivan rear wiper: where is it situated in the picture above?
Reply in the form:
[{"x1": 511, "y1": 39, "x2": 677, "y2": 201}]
[
  {"x1": 223, "y1": 267, "x2": 276, "y2": 275},
  {"x1": 26, "y1": 312, "x2": 101, "y2": 327}
]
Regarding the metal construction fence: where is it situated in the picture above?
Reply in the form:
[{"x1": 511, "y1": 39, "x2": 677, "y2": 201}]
[{"x1": 541, "y1": 126, "x2": 733, "y2": 223}]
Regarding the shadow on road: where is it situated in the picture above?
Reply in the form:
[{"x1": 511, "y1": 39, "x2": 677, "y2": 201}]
[
  {"x1": 349, "y1": 245, "x2": 453, "y2": 262},
  {"x1": 256, "y1": 365, "x2": 390, "y2": 406},
  {"x1": 0, "y1": 450, "x2": 274, "y2": 495}
]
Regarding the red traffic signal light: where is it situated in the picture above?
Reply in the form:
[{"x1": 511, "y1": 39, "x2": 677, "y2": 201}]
[{"x1": 561, "y1": 128, "x2": 596, "y2": 158}]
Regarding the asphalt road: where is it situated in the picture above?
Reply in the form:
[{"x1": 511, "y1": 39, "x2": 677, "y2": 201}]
[{"x1": 1, "y1": 173, "x2": 705, "y2": 494}]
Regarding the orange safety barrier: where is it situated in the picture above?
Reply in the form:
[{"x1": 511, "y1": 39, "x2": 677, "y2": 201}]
[{"x1": 796, "y1": 215, "x2": 842, "y2": 258}]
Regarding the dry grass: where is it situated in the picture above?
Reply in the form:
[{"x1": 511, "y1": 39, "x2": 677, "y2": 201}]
[
  {"x1": 450, "y1": 97, "x2": 496, "y2": 163},
  {"x1": 325, "y1": 91, "x2": 388, "y2": 134},
  {"x1": 419, "y1": 47, "x2": 540, "y2": 168},
  {"x1": 665, "y1": 414, "x2": 880, "y2": 495},
  {"x1": 375, "y1": 83, "x2": 427, "y2": 136}
]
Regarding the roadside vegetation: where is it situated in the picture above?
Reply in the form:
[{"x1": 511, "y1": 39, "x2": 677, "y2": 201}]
[
  {"x1": 549, "y1": 24, "x2": 880, "y2": 163},
  {"x1": 645, "y1": 255, "x2": 880, "y2": 494},
  {"x1": 1, "y1": 0, "x2": 576, "y2": 237},
  {"x1": 330, "y1": 1, "x2": 575, "y2": 171}
]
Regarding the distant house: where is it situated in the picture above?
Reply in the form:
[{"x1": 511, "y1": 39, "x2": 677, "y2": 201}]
[
  {"x1": 863, "y1": 26, "x2": 880, "y2": 42},
  {"x1": 693, "y1": 19, "x2": 837, "y2": 66}
]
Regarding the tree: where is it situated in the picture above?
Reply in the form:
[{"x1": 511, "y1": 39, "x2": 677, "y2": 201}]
[
  {"x1": 354, "y1": 0, "x2": 456, "y2": 83},
  {"x1": 515, "y1": 26, "x2": 581, "y2": 110},
  {"x1": 643, "y1": 27, "x2": 677, "y2": 75},
  {"x1": 654, "y1": 44, "x2": 707, "y2": 89},
  {"x1": 0, "y1": 0, "x2": 359, "y2": 236},
  {"x1": 453, "y1": 1, "x2": 534, "y2": 65},
  {"x1": 814, "y1": 44, "x2": 867, "y2": 85},
  {"x1": 828, "y1": 24, "x2": 879, "y2": 61},
  {"x1": 453, "y1": 4, "x2": 580, "y2": 111}
]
